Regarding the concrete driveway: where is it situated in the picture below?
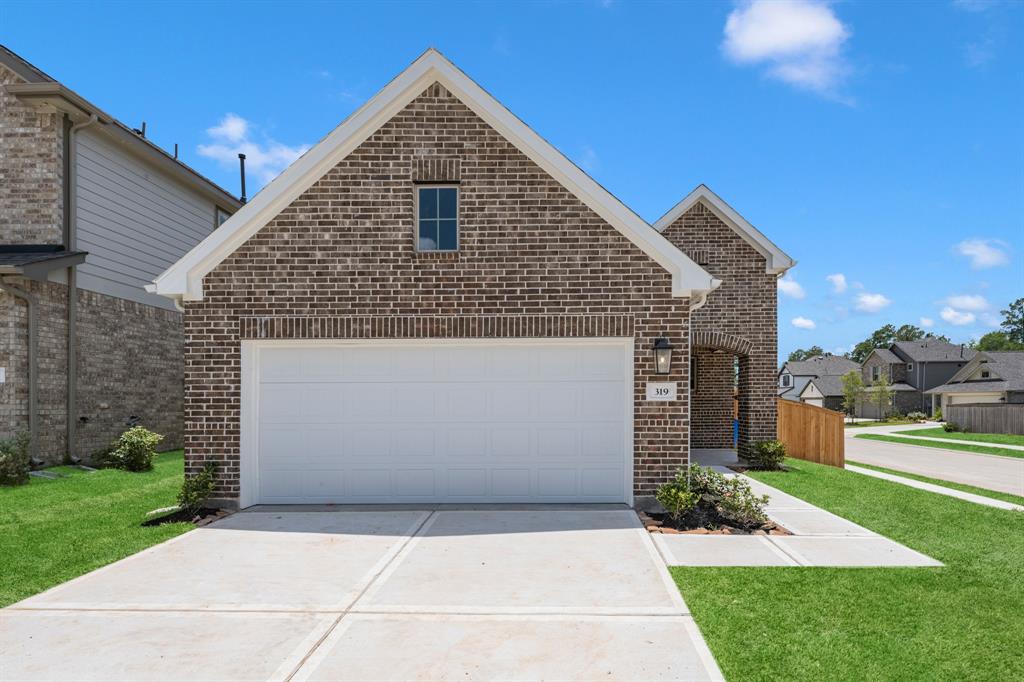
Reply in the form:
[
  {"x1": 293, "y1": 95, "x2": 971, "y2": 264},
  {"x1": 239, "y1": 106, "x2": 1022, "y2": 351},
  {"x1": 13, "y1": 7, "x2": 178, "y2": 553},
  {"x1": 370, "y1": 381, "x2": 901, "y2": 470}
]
[
  {"x1": 846, "y1": 424, "x2": 1024, "y2": 497},
  {"x1": 1, "y1": 509, "x2": 722, "y2": 681}
]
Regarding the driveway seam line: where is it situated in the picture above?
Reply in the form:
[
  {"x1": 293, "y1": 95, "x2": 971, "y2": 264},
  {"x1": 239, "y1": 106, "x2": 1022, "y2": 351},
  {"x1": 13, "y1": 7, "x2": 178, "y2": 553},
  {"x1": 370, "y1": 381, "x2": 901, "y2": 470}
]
[{"x1": 280, "y1": 510, "x2": 437, "y2": 682}]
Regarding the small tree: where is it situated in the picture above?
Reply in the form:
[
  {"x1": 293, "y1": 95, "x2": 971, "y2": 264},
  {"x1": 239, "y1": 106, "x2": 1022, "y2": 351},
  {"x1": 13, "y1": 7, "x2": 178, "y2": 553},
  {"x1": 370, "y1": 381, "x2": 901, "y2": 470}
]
[
  {"x1": 840, "y1": 370, "x2": 864, "y2": 421},
  {"x1": 872, "y1": 371, "x2": 893, "y2": 421}
]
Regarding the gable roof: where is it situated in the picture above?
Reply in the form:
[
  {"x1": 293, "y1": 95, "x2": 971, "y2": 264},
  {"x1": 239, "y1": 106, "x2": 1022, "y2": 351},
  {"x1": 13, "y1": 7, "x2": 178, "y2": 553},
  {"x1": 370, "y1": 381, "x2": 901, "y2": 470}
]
[
  {"x1": 149, "y1": 49, "x2": 719, "y2": 304},
  {"x1": 866, "y1": 348, "x2": 903, "y2": 365},
  {"x1": 893, "y1": 339, "x2": 974, "y2": 363},
  {"x1": 782, "y1": 355, "x2": 859, "y2": 377},
  {"x1": 652, "y1": 184, "x2": 795, "y2": 274},
  {"x1": 928, "y1": 351, "x2": 1024, "y2": 394},
  {"x1": 801, "y1": 375, "x2": 844, "y2": 398}
]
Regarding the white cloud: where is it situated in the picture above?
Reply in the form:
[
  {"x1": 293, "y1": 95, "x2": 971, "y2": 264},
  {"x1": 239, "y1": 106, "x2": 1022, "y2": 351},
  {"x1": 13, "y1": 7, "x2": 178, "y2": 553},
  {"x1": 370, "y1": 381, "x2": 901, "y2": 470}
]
[
  {"x1": 206, "y1": 113, "x2": 248, "y2": 143},
  {"x1": 722, "y1": 0, "x2": 851, "y2": 97},
  {"x1": 954, "y1": 239, "x2": 1009, "y2": 268},
  {"x1": 941, "y1": 307, "x2": 976, "y2": 326},
  {"x1": 920, "y1": 317, "x2": 934, "y2": 328},
  {"x1": 855, "y1": 292, "x2": 891, "y2": 313},
  {"x1": 198, "y1": 113, "x2": 311, "y2": 186},
  {"x1": 945, "y1": 294, "x2": 989, "y2": 311},
  {"x1": 791, "y1": 316, "x2": 816, "y2": 330},
  {"x1": 825, "y1": 272, "x2": 847, "y2": 293},
  {"x1": 777, "y1": 275, "x2": 806, "y2": 299}
]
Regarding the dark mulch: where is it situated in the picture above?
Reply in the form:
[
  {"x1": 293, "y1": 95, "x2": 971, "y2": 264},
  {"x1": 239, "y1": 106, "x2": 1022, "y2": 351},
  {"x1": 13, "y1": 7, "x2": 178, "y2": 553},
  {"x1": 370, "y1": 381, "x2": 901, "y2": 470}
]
[{"x1": 142, "y1": 507, "x2": 228, "y2": 527}]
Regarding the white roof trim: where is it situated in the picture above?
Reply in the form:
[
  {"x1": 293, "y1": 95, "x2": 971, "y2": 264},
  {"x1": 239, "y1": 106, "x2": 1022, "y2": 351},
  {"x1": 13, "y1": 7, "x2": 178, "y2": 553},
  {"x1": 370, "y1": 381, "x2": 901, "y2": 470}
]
[
  {"x1": 944, "y1": 352, "x2": 994, "y2": 385},
  {"x1": 150, "y1": 49, "x2": 718, "y2": 303},
  {"x1": 652, "y1": 184, "x2": 795, "y2": 275}
]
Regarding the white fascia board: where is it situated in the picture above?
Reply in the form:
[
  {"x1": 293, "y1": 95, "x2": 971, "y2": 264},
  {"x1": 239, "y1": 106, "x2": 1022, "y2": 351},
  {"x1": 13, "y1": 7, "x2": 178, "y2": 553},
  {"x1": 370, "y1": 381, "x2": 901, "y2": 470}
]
[
  {"x1": 151, "y1": 49, "x2": 717, "y2": 303},
  {"x1": 945, "y1": 353, "x2": 991, "y2": 384},
  {"x1": 652, "y1": 184, "x2": 796, "y2": 275}
]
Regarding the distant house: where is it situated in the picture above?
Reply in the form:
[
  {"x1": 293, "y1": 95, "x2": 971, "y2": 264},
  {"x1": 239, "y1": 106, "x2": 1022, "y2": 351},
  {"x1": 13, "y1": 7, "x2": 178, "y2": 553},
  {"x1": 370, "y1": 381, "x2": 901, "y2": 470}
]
[
  {"x1": 858, "y1": 339, "x2": 975, "y2": 417},
  {"x1": 927, "y1": 351, "x2": 1024, "y2": 413},
  {"x1": 778, "y1": 355, "x2": 859, "y2": 409},
  {"x1": 1, "y1": 45, "x2": 241, "y2": 464}
]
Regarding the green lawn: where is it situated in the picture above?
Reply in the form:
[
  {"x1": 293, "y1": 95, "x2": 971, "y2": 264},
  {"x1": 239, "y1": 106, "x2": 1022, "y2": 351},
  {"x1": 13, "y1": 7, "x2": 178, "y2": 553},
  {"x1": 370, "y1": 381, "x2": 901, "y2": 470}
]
[
  {"x1": 856, "y1": 433, "x2": 1024, "y2": 459},
  {"x1": 893, "y1": 427, "x2": 1024, "y2": 447},
  {"x1": 671, "y1": 458, "x2": 1024, "y2": 681},
  {"x1": 847, "y1": 460, "x2": 1024, "y2": 506},
  {"x1": 843, "y1": 420, "x2": 920, "y2": 428},
  {"x1": 0, "y1": 451, "x2": 190, "y2": 607}
]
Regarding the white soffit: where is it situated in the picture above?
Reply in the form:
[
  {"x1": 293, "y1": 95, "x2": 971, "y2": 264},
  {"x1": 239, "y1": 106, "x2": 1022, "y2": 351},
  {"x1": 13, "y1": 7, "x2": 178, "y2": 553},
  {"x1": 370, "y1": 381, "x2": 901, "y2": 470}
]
[
  {"x1": 150, "y1": 49, "x2": 718, "y2": 303},
  {"x1": 652, "y1": 184, "x2": 795, "y2": 275}
]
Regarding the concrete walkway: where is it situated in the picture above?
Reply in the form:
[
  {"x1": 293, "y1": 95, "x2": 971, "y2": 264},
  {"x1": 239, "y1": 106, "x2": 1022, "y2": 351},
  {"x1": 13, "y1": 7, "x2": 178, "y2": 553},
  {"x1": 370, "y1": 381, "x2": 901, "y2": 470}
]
[
  {"x1": 847, "y1": 464, "x2": 1024, "y2": 512},
  {"x1": 846, "y1": 434, "x2": 1024, "y2": 497},
  {"x1": 1, "y1": 509, "x2": 723, "y2": 681},
  {"x1": 654, "y1": 469, "x2": 942, "y2": 568}
]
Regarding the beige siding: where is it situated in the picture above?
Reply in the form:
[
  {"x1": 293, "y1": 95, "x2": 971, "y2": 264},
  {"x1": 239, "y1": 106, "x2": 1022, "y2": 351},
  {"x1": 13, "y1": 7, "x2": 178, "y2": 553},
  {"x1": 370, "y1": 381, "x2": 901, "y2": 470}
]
[{"x1": 74, "y1": 127, "x2": 220, "y2": 310}]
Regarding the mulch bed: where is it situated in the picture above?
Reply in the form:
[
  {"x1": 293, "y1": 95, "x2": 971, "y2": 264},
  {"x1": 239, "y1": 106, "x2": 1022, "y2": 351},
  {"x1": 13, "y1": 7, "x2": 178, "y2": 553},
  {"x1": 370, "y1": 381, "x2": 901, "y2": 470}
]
[
  {"x1": 142, "y1": 507, "x2": 231, "y2": 527},
  {"x1": 638, "y1": 510, "x2": 791, "y2": 536}
]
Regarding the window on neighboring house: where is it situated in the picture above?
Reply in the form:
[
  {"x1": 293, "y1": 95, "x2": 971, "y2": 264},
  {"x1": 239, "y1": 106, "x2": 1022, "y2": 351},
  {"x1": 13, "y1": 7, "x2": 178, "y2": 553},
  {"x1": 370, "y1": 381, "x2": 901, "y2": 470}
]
[
  {"x1": 981, "y1": 370, "x2": 991, "y2": 379},
  {"x1": 780, "y1": 374, "x2": 792, "y2": 387},
  {"x1": 214, "y1": 207, "x2": 231, "y2": 228},
  {"x1": 906, "y1": 363, "x2": 913, "y2": 371},
  {"x1": 871, "y1": 366, "x2": 880, "y2": 381},
  {"x1": 417, "y1": 186, "x2": 458, "y2": 251}
]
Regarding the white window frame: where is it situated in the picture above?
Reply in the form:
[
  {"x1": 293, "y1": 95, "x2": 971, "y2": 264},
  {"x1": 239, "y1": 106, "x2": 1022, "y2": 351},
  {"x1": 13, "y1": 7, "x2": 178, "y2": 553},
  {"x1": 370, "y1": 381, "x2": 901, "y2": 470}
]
[
  {"x1": 906, "y1": 363, "x2": 913, "y2": 371},
  {"x1": 981, "y1": 370, "x2": 991, "y2": 379},
  {"x1": 780, "y1": 373, "x2": 792, "y2": 387},
  {"x1": 415, "y1": 184, "x2": 460, "y2": 252}
]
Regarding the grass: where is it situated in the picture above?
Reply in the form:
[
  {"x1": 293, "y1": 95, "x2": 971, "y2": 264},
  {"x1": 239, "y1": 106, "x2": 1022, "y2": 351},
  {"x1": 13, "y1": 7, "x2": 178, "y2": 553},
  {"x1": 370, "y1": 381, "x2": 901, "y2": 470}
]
[
  {"x1": 847, "y1": 460, "x2": 1024, "y2": 506},
  {"x1": 855, "y1": 433, "x2": 1024, "y2": 460},
  {"x1": 843, "y1": 419, "x2": 920, "y2": 428},
  {"x1": 0, "y1": 451, "x2": 190, "y2": 607},
  {"x1": 671, "y1": 458, "x2": 1024, "y2": 681},
  {"x1": 893, "y1": 427, "x2": 1024, "y2": 447}
]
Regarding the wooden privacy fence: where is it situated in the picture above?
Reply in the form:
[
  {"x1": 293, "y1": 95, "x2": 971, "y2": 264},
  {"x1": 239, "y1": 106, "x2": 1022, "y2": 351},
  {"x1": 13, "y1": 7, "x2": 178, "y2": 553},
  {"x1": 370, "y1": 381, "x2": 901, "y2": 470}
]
[
  {"x1": 776, "y1": 398, "x2": 845, "y2": 467},
  {"x1": 946, "y1": 403, "x2": 1024, "y2": 435}
]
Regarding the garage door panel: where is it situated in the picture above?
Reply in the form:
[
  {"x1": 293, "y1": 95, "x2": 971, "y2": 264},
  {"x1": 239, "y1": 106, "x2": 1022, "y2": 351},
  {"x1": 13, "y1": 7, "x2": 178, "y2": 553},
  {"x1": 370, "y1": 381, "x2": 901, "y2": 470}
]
[{"x1": 253, "y1": 342, "x2": 630, "y2": 504}]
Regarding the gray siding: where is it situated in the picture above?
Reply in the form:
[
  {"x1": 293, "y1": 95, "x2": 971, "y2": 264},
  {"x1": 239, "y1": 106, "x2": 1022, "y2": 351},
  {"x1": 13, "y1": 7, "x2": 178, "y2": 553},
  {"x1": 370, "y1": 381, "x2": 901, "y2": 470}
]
[{"x1": 73, "y1": 127, "x2": 221, "y2": 310}]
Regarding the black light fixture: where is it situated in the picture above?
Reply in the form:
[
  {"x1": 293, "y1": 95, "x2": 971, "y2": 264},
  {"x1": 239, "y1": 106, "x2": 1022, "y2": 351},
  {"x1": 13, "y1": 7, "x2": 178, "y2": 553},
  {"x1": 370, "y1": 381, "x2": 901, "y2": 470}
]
[{"x1": 653, "y1": 337, "x2": 674, "y2": 375}]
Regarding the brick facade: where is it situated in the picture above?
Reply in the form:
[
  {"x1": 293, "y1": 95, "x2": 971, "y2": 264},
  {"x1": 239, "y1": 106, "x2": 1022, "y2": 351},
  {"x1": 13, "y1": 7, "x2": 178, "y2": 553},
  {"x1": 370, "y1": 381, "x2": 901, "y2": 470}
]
[
  {"x1": 186, "y1": 83, "x2": 693, "y2": 503},
  {"x1": 660, "y1": 202, "x2": 778, "y2": 456},
  {"x1": 1, "y1": 62, "x2": 185, "y2": 463},
  {"x1": 691, "y1": 348, "x2": 734, "y2": 448}
]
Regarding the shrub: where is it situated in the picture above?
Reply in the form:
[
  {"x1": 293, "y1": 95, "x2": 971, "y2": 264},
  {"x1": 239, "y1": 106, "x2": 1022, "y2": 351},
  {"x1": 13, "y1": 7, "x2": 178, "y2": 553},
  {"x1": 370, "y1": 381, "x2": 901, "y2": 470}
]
[
  {"x1": 655, "y1": 476, "x2": 699, "y2": 521},
  {"x1": 684, "y1": 465, "x2": 770, "y2": 529},
  {"x1": 0, "y1": 432, "x2": 31, "y2": 486},
  {"x1": 177, "y1": 461, "x2": 217, "y2": 512},
  {"x1": 943, "y1": 422, "x2": 966, "y2": 433},
  {"x1": 101, "y1": 426, "x2": 163, "y2": 472},
  {"x1": 907, "y1": 412, "x2": 927, "y2": 421},
  {"x1": 934, "y1": 408, "x2": 943, "y2": 421},
  {"x1": 748, "y1": 440, "x2": 786, "y2": 470}
]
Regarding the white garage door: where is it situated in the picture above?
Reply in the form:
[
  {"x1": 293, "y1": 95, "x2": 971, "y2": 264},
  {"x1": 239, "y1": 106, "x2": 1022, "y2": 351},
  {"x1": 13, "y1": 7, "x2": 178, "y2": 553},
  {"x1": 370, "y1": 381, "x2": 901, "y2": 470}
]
[{"x1": 249, "y1": 341, "x2": 631, "y2": 505}]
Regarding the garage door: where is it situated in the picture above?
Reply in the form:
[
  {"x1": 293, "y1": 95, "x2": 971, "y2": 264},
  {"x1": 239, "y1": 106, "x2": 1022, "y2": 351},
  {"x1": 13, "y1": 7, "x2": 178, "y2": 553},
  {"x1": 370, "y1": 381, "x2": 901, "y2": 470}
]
[{"x1": 250, "y1": 341, "x2": 631, "y2": 505}]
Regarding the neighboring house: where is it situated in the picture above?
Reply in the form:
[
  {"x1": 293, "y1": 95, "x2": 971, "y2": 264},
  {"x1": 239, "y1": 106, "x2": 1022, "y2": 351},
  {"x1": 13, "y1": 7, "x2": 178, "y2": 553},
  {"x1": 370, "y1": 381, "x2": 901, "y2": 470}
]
[
  {"x1": 150, "y1": 50, "x2": 794, "y2": 509},
  {"x1": 0, "y1": 46, "x2": 240, "y2": 464},
  {"x1": 927, "y1": 351, "x2": 1024, "y2": 413},
  {"x1": 778, "y1": 355, "x2": 859, "y2": 408},
  {"x1": 858, "y1": 339, "x2": 974, "y2": 417}
]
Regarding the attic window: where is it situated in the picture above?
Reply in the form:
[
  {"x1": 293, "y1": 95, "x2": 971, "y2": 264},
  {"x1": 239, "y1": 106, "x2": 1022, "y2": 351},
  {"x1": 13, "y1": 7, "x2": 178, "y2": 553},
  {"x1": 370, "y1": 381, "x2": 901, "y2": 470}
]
[
  {"x1": 416, "y1": 186, "x2": 458, "y2": 252},
  {"x1": 981, "y1": 370, "x2": 991, "y2": 379}
]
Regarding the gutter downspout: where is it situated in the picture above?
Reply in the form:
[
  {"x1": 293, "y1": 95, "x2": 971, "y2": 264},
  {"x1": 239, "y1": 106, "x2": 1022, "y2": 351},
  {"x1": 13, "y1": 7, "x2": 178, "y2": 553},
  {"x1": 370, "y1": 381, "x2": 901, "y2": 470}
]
[
  {"x1": 64, "y1": 113, "x2": 99, "y2": 463},
  {"x1": 0, "y1": 279, "x2": 38, "y2": 463}
]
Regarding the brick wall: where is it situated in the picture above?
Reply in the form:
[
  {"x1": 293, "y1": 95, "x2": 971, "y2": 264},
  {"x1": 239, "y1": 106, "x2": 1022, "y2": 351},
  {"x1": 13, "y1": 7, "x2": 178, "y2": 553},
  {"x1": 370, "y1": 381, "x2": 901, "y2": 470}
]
[
  {"x1": 186, "y1": 82, "x2": 693, "y2": 503},
  {"x1": 691, "y1": 348, "x2": 734, "y2": 448},
  {"x1": 0, "y1": 277, "x2": 183, "y2": 463},
  {"x1": 0, "y1": 63, "x2": 63, "y2": 245},
  {"x1": 660, "y1": 202, "x2": 777, "y2": 455}
]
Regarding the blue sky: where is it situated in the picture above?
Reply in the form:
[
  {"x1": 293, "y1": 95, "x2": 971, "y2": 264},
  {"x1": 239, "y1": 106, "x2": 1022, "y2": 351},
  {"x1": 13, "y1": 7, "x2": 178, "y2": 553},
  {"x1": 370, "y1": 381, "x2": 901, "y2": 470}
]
[{"x1": 5, "y1": 1, "x2": 1021, "y2": 360}]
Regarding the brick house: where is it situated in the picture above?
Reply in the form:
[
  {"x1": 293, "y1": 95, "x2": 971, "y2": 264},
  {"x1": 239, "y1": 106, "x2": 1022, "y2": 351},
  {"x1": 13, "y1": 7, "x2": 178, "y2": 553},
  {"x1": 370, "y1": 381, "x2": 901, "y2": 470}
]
[
  {"x1": 778, "y1": 354, "x2": 859, "y2": 410},
  {"x1": 152, "y1": 50, "x2": 793, "y2": 509},
  {"x1": 0, "y1": 46, "x2": 240, "y2": 464},
  {"x1": 857, "y1": 340, "x2": 975, "y2": 418}
]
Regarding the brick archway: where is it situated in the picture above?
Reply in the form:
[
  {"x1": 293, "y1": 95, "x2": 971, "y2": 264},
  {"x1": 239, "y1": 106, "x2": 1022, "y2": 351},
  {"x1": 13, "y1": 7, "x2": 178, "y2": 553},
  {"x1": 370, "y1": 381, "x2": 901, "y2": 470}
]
[{"x1": 691, "y1": 330, "x2": 753, "y2": 357}]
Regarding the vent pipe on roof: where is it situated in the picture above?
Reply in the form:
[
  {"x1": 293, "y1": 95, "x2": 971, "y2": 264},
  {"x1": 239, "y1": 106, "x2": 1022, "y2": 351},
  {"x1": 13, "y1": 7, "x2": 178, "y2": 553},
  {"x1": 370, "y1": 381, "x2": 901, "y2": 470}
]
[{"x1": 238, "y1": 153, "x2": 247, "y2": 204}]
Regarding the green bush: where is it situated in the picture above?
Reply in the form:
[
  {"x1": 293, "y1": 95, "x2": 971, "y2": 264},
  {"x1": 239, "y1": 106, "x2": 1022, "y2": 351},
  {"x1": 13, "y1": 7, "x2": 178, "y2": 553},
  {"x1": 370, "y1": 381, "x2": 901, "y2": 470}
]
[
  {"x1": 934, "y1": 408, "x2": 943, "y2": 421},
  {"x1": 669, "y1": 465, "x2": 771, "y2": 529},
  {"x1": 907, "y1": 411, "x2": 927, "y2": 421},
  {"x1": 943, "y1": 422, "x2": 968, "y2": 433},
  {"x1": 655, "y1": 476, "x2": 698, "y2": 521},
  {"x1": 0, "y1": 432, "x2": 31, "y2": 486},
  {"x1": 177, "y1": 461, "x2": 217, "y2": 512},
  {"x1": 748, "y1": 440, "x2": 787, "y2": 470},
  {"x1": 101, "y1": 426, "x2": 163, "y2": 472}
]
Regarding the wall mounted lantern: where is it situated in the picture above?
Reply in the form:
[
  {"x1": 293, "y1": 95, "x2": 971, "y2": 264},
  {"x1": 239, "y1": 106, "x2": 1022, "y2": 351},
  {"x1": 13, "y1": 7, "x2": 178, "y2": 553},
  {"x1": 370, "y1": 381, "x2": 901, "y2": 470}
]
[{"x1": 653, "y1": 337, "x2": 674, "y2": 375}]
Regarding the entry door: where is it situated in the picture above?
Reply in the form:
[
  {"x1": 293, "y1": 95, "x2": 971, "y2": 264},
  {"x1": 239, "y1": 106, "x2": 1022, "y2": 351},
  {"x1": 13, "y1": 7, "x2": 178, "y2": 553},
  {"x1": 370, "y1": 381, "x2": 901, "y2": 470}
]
[{"x1": 251, "y1": 341, "x2": 631, "y2": 504}]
